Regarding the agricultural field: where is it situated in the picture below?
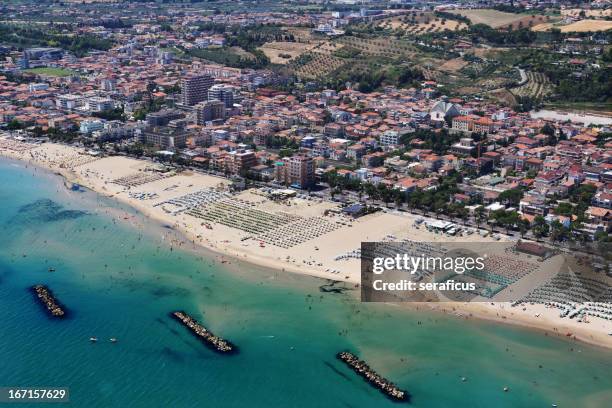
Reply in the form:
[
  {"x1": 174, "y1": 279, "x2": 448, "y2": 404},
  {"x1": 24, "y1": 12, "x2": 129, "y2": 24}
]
[
  {"x1": 530, "y1": 23, "x2": 555, "y2": 32},
  {"x1": 288, "y1": 34, "x2": 422, "y2": 82},
  {"x1": 376, "y1": 12, "x2": 468, "y2": 34},
  {"x1": 509, "y1": 71, "x2": 552, "y2": 101},
  {"x1": 556, "y1": 19, "x2": 612, "y2": 33},
  {"x1": 187, "y1": 46, "x2": 264, "y2": 69},
  {"x1": 334, "y1": 36, "x2": 415, "y2": 59},
  {"x1": 286, "y1": 39, "x2": 348, "y2": 79},
  {"x1": 561, "y1": 9, "x2": 612, "y2": 18},
  {"x1": 283, "y1": 26, "x2": 340, "y2": 44},
  {"x1": 470, "y1": 47, "x2": 510, "y2": 59},
  {"x1": 421, "y1": 61, "x2": 509, "y2": 94},
  {"x1": 290, "y1": 51, "x2": 347, "y2": 79},
  {"x1": 461, "y1": 61, "x2": 516, "y2": 90},
  {"x1": 532, "y1": 19, "x2": 612, "y2": 33},
  {"x1": 487, "y1": 88, "x2": 518, "y2": 107},
  {"x1": 435, "y1": 57, "x2": 519, "y2": 100},
  {"x1": 258, "y1": 41, "x2": 318, "y2": 64},
  {"x1": 229, "y1": 46, "x2": 255, "y2": 60},
  {"x1": 438, "y1": 57, "x2": 469, "y2": 73},
  {"x1": 404, "y1": 19, "x2": 467, "y2": 35},
  {"x1": 312, "y1": 42, "x2": 344, "y2": 54},
  {"x1": 22, "y1": 67, "x2": 76, "y2": 77},
  {"x1": 460, "y1": 59, "x2": 500, "y2": 79},
  {"x1": 452, "y1": 9, "x2": 546, "y2": 29},
  {"x1": 420, "y1": 66, "x2": 442, "y2": 82},
  {"x1": 496, "y1": 14, "x2": 552, "y2": 30}
]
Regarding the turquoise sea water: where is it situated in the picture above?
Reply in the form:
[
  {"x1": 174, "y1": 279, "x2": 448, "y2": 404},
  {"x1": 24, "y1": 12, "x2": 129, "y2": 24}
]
[{"x1": 1, "y1": 158, "x2": 611, "y2": 408}]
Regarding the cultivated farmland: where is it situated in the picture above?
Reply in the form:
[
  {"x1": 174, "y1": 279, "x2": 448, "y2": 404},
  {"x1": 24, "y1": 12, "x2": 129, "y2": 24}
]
[
  {"x1": 497, "y1": 14, "x2": 551, "y2": 30},
  {"x1": 561, "y1": 9, "x2": 612, "y2": 18},
  {"x1": 376, "y1": 12, "x2": 468, "y2": 34},
  {"x1": 452, "y1": 9, "x2": 540, "y2": 29},
  {"x1": 438, "y1": 57, "x2": 469, "y2": 73},
  {"x1": 258, "y1": 41, "x2": 319, "y2": 64},
  {"x1": 334, "y1": 36, "x2": 415, "y2": 58},
  {"x1": 556, "y1": 19, "x2": 612, "y2": 33},
  {"x1": 510, "y1": 71, "x2": 552, "y2": 101},
  {"x1": 290, "y1": 51, "x2": 346, "y2": 79},
  {"x1": 532, "y1": 19, "x2": 612, "y2": 33}
]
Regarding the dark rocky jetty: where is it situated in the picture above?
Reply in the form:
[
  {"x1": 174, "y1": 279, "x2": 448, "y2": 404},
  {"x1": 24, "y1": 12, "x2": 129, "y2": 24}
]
[
  {"x1": 337, "y1": 351, "x2": 409, "y2": 402},
  {"x1": 171, "y1": 311, "x2": 236, "y2": 354},
  {"x1": 32, "y1": 285, "x2": 65, "y2": 317}
]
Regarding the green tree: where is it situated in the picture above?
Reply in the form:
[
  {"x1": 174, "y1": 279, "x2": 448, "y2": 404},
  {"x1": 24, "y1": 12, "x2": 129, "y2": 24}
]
[
  {"x1": 532, "y1": 215, "x2": 549, "y2": 238},
  {"x1": 6, "y1": 119, "x2": 24, "y2": 130},
  {"x1": 554, "y1": 202, "x2": 573, "y2": 216},
  {"x1": 550, "y1": 220, "x2": 568, "y2": 242},
  {"x1": 475, "y1": 206, "x2": 485, "y2": 228},
  {"x1": 498, "y1": 188, "x2": 524, "y2": 207}
]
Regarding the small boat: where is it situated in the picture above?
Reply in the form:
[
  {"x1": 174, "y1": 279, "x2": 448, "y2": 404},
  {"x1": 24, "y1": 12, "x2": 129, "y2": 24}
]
[
  {"x1": 48, "y1": 267, "x2": 56, "y2": 272},
  {"x1": 89, "y1": 337, "x2": 98, "y2": 342},
  {"x1": 503, "y1": 386, "x2": 509, "y2": 392},
  {"x1": 110, "y1": 338, "x2": 118, "y2": 343}
]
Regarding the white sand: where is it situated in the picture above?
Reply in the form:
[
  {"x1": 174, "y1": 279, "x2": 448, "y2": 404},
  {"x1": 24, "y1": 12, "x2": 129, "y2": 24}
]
[{"x1": 2, "y1": 139, "x2": 611, "y2": 349}]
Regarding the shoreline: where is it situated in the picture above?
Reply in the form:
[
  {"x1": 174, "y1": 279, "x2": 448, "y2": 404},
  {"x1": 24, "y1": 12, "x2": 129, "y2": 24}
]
[{"x1": 1, "y1": 142, "x2": 611, "y2": 351}]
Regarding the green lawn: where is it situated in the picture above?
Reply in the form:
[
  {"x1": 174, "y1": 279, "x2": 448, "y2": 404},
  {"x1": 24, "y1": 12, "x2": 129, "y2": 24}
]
[{"x1": 23, "y1": 67, "x2": 76, "y2": 77}]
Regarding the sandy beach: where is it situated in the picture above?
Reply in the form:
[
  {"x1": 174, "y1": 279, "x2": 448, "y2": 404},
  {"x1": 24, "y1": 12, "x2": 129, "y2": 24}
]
[{"x1": 2, "y1": 138, "x2": 611, "y2": 349}]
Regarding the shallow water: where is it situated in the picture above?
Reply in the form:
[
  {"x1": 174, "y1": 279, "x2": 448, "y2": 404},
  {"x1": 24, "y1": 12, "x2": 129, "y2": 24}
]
[{"x1": 1, "y1": 158, "x2": 611, "y2": 408}]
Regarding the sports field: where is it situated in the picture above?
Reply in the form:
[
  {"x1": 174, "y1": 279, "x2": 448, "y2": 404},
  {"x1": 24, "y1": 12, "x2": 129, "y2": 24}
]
[{"x1": 23, "y1": 67, "x2": 76, "y2": 77}]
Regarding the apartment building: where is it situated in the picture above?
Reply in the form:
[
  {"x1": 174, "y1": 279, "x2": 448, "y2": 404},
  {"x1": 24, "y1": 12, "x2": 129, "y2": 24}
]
[
  {"x1": 227, "y1": 149, "x2": 257, "y2": 175},
  {"x1": 56, "y1": 94, "x2": 82, "y2": 110},
  {"x1": 380, "y1": 130, "x2": 400, "y2": 146},
  {"x1": 452, "y1": 116, "x2": 473, "y2": 132},
  {"x1": 208, "y1": 84, "x2": 234, "y2": 108},
  {"x1": 195, "y1": 100, "x2": 225, "y2": 124},
  {"x1": 275, "y1": 154, "x2": 315, "y2": 189},
  {"x1": 180, "y1": 74, "x2": 214, "y2": 106}
]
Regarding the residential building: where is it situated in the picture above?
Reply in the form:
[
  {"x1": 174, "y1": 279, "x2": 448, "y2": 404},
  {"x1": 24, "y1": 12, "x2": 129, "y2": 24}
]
[
  {"x1": 195, "y1": 100, "x2": 225, "y2": 124},
  {"x1": 451, "y1": 138, "x2": 476, "y2": 156},
  {"x1": 380, "y1": 130, "x2": 400, "y2": 146},
  {"x1": 56, "y1": 94, "x2": 82, "y2": 111},
  {"x1": 86, "y1": 97, "x2": 114, "y2": 113},
  {"x1": 80, "y1": 120, "x2": 105, "y2": 135},
  {"x1": 140, "y1": 127, "x2": 188, "y2": 149},
  {"x1": 227, "y1": 149, "x2": 257, "y2": 175},
  {"x1": 452, "y1": 116, "x2": 473, "y2": 132},
  {"x1": 275, "y1": 155, "x2": 315, "y2": 189},
  {"x1": 208, "y1": 84, "x2": 234, "y2": 108},
  {"x1": 180, "y1": 74, "x2": 214, "y2": 106}
]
